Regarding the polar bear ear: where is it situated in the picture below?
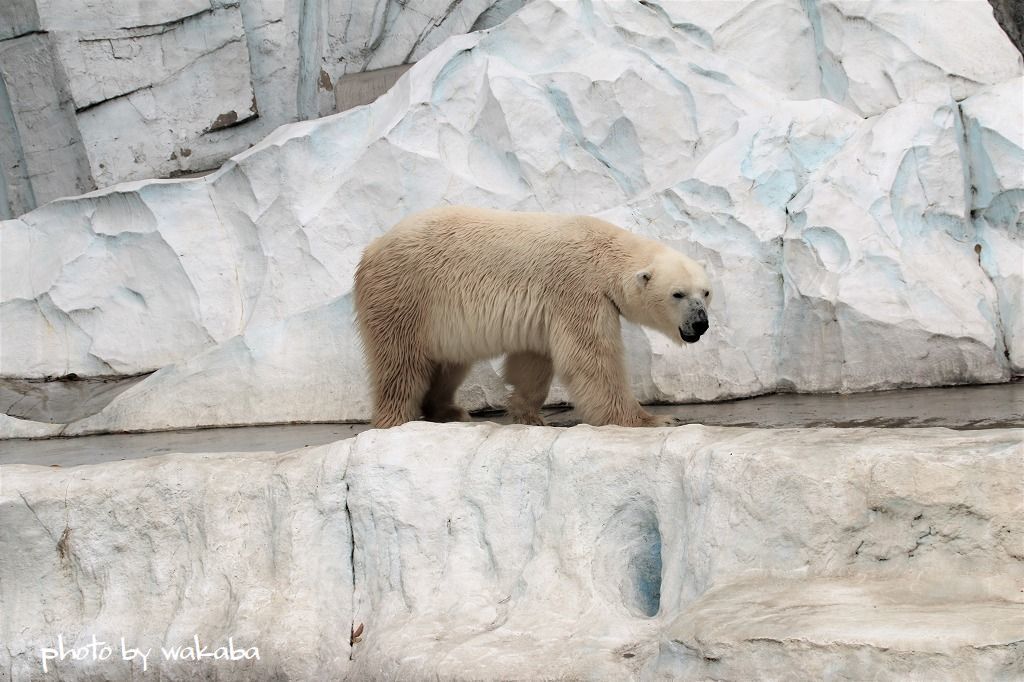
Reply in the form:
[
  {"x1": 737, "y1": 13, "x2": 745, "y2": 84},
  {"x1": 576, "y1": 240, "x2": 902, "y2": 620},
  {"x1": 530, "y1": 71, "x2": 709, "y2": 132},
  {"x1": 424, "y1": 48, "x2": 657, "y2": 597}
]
[{"x1": 635, "y1": 270, "x2": 652, "y2": 288}]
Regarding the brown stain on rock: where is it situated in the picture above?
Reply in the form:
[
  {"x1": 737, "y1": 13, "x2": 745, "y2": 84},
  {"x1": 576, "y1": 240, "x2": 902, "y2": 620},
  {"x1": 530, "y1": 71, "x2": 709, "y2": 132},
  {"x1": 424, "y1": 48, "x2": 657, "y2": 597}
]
[
  {"x1": 207, "y1": 110, "x2": 239, "y2": 132},
  {"x1": 319, "y1": 68, "x2": 334, "y2": 91},
  {"x1": 56, "y1": 526, "x2": 72, "y2": 561}
]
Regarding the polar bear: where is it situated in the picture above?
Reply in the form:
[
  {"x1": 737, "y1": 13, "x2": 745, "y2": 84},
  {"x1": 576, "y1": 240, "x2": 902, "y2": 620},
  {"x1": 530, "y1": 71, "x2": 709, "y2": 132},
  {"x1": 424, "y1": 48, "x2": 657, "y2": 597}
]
[{"x1": 354, "y1": 206, "x2": 712, "y2": 428}]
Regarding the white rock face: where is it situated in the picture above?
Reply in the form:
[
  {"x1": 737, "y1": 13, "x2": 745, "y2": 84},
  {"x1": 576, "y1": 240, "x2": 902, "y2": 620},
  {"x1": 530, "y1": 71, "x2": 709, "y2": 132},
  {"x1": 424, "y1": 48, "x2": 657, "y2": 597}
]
[
  {"x1": 345, "y1": 424, "x2": 1024, "y2": 679},
  {"x1": 2, "y1": 424, "x2": 1021, "y2": 678},
  {"x1": 778, "y1": 94, "x2": 1009, "y2": 391},
  {"x1": 0, "y1": 414, "x2": 63, "y2": 439},
  {"x1": 962, "y1": 77, "x2": 1024, "y2": 371},
  {"x1": 0, "y1": 32, "x2": 95, "y2": 219},
  {"x1": 0, "y1": 0, "x2": 520, "y2": 216},
  {"x1": 59, "y1": 5, "x2": 259, "y2": 189},
  {"x1": 1, "y1": 0, "x2": 1022, "y2": 435},
  {"x1": 326, "y1": 0, "x2": 528, "y2": 75},
  {"x1": 1, "y1": 441, "x2": 353, "y2": 680},
  {"x1": 653, "y1": 0, "x2": 1022, "y2": 117}
]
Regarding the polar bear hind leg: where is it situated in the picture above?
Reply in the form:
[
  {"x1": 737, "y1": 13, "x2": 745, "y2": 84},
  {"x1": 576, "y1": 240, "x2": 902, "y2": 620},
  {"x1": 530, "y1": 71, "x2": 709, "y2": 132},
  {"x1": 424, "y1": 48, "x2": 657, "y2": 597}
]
[
  {"x1": 504, "y1": 351, "x2": 554, "y2": 426},
  {"x1": 363, "y1": 329, "x2": 434, "y2": 428},
  {"x1": 421, "y1": 362, "x2": 472, "y2": 422}
]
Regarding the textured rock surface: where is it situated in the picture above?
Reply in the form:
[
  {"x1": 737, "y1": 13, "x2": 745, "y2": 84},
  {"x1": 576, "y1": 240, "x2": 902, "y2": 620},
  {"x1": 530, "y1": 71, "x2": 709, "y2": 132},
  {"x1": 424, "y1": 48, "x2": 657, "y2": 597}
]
[
  {"x1": 655, "y1": 0, "x2": 1021, "y2": 116},
  {"x1": 1, "y1": 0, "x2": 1022, "y2": 435},
  {"x1": 2, "y1": 424, "x2": 1021, "y2": 678},
  {"x1": 326, "y1": 0, "x2": 526, "y2": 75},
  {"x1": 0, "y1": 441, "x2": 353, "y2": 680},
  {"x1": 0, "y1": 414, "x2": 63, "y2": 439},
  {"x1": 0, "y1": 32, "x2": 94, "y2": 219},
  {"x1": 989, "y1": 0, "x2": 1024, "y2": 55},
  {"x1": 0, "y1": 0, "x2": 520, "y2": 215},
  {"x1": 962, "y1": 77, "x2": 1024, "y2": 371},
  {"x1": 60, "y1": 5, "x2": 259, "y2": 189}
]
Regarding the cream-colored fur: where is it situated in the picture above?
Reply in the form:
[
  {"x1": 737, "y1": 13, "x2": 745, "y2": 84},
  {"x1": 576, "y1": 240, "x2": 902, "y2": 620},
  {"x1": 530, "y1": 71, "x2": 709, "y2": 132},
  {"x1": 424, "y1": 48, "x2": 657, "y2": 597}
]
[{"x1": 354, "y1": 206, "x2": 712, "y2": 428}]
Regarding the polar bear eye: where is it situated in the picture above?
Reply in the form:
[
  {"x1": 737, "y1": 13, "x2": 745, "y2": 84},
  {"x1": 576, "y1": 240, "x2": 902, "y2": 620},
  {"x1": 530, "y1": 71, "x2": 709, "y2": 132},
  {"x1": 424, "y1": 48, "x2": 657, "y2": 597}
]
[
  {"x1": 672, "y1": 292, "x2": 685, "y2": 299},
  {"x1": 703, "y1": 290, "x2": 710, "y2": 298}
]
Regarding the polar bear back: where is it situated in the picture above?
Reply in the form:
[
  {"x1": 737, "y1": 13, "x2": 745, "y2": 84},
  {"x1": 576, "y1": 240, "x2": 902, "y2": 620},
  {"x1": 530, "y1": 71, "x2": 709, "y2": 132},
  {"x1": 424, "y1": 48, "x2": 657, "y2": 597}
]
[{"x1": 355, "y1": 206, "x2": 657, "y2": 363}]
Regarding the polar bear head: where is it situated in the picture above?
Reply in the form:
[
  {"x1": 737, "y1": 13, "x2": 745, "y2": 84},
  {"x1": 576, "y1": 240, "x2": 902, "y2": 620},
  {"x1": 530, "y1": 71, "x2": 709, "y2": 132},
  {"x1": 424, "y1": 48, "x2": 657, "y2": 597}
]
[{"x1": 623, "y1": 250, "x2": 712, "y2": 345}]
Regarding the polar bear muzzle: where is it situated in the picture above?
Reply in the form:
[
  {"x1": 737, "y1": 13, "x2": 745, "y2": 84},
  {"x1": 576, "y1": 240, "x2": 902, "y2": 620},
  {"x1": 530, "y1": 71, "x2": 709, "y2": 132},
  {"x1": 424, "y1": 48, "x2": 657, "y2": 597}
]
[{"x1": 679, "y1": 303, "x2": 709, "y2": 343}]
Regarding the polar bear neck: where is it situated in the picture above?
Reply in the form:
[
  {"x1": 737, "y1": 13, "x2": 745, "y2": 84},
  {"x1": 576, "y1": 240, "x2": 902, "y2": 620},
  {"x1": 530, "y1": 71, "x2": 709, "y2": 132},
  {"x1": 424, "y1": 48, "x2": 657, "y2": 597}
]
[{"x1": 585, "y1": 222, "x2": 665, "y2": 326}]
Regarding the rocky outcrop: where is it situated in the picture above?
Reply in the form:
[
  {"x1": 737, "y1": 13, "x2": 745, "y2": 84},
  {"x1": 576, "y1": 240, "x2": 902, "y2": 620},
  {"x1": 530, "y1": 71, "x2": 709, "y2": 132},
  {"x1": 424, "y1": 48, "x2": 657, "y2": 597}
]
[
  {"x1": 0, "y1": 0, "x2": 523, "y2": 217},
  {"x1": 1, "y1": 423, "x2": 1021, "y2": 678}
]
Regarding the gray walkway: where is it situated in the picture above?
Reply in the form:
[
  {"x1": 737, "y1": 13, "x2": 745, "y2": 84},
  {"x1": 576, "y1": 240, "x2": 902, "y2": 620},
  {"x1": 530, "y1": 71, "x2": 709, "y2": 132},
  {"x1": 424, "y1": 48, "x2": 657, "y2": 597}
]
[{"x1": 1, "y1": 382, "x2": 1020, "y2": 468}]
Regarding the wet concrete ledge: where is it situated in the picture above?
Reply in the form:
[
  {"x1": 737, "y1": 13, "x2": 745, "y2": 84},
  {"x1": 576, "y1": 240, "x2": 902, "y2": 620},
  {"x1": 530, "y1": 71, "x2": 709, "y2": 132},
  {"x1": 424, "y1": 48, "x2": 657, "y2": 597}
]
[{"x1": 0, "y1": 381, "x2": 1020, "y2": 468}]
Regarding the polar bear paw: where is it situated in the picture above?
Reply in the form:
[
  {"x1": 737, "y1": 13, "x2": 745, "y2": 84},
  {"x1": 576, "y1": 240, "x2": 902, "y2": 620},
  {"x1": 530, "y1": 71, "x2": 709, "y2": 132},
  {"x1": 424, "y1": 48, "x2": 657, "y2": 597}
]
[
  {"x1": 423, "y1": 405, "x2": 471, "y2": 423},
  {"x1": 636, "y1": 412, "x2": 681, "y2": 428},
  {"x1": 509, "y1": 411, "x2": 547, "y2": 426}
]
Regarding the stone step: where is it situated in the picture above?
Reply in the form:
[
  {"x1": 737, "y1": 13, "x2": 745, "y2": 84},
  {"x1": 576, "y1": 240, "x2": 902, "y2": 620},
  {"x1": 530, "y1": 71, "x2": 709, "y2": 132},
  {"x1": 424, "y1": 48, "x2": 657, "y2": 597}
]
[{"x1": 0, "y1": 423, "x2": 1020, "y2": 680}]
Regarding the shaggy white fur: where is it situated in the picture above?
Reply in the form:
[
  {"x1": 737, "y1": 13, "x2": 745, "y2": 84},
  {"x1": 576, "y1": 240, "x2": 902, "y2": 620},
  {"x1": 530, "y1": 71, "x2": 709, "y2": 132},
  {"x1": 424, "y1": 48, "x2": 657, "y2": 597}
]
[{"x1": 354, "y1": 206, "x2": 712, "y2": 427}]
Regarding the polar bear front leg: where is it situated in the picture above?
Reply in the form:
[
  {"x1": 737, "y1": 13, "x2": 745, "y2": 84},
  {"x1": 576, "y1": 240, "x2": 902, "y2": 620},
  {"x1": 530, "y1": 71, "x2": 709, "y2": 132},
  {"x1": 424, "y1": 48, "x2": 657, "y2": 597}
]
[
  {"x1": 551, "y1": 316, "x2": 671, "y2": 428},
  {"x1": 504, "y1": 351, "x2": 555, "y2": 426}
]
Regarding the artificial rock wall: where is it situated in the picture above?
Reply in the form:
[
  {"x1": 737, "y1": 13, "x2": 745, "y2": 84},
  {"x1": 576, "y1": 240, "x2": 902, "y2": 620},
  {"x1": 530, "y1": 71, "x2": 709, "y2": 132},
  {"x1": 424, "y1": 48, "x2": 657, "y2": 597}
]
[
  {"x1": 1, "y1": 0, "x2": 1022, "y2": 437},
  {"x1": 0, "y1": 0, "x2": 526, "y2": 218}
]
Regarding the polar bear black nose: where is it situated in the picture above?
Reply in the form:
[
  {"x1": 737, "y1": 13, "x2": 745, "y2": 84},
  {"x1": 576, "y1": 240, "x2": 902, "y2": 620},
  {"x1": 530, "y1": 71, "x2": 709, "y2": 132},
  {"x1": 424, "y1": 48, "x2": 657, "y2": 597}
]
[{"x1": 693, "y1": 309, "x2": 709, "y2": 336}]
